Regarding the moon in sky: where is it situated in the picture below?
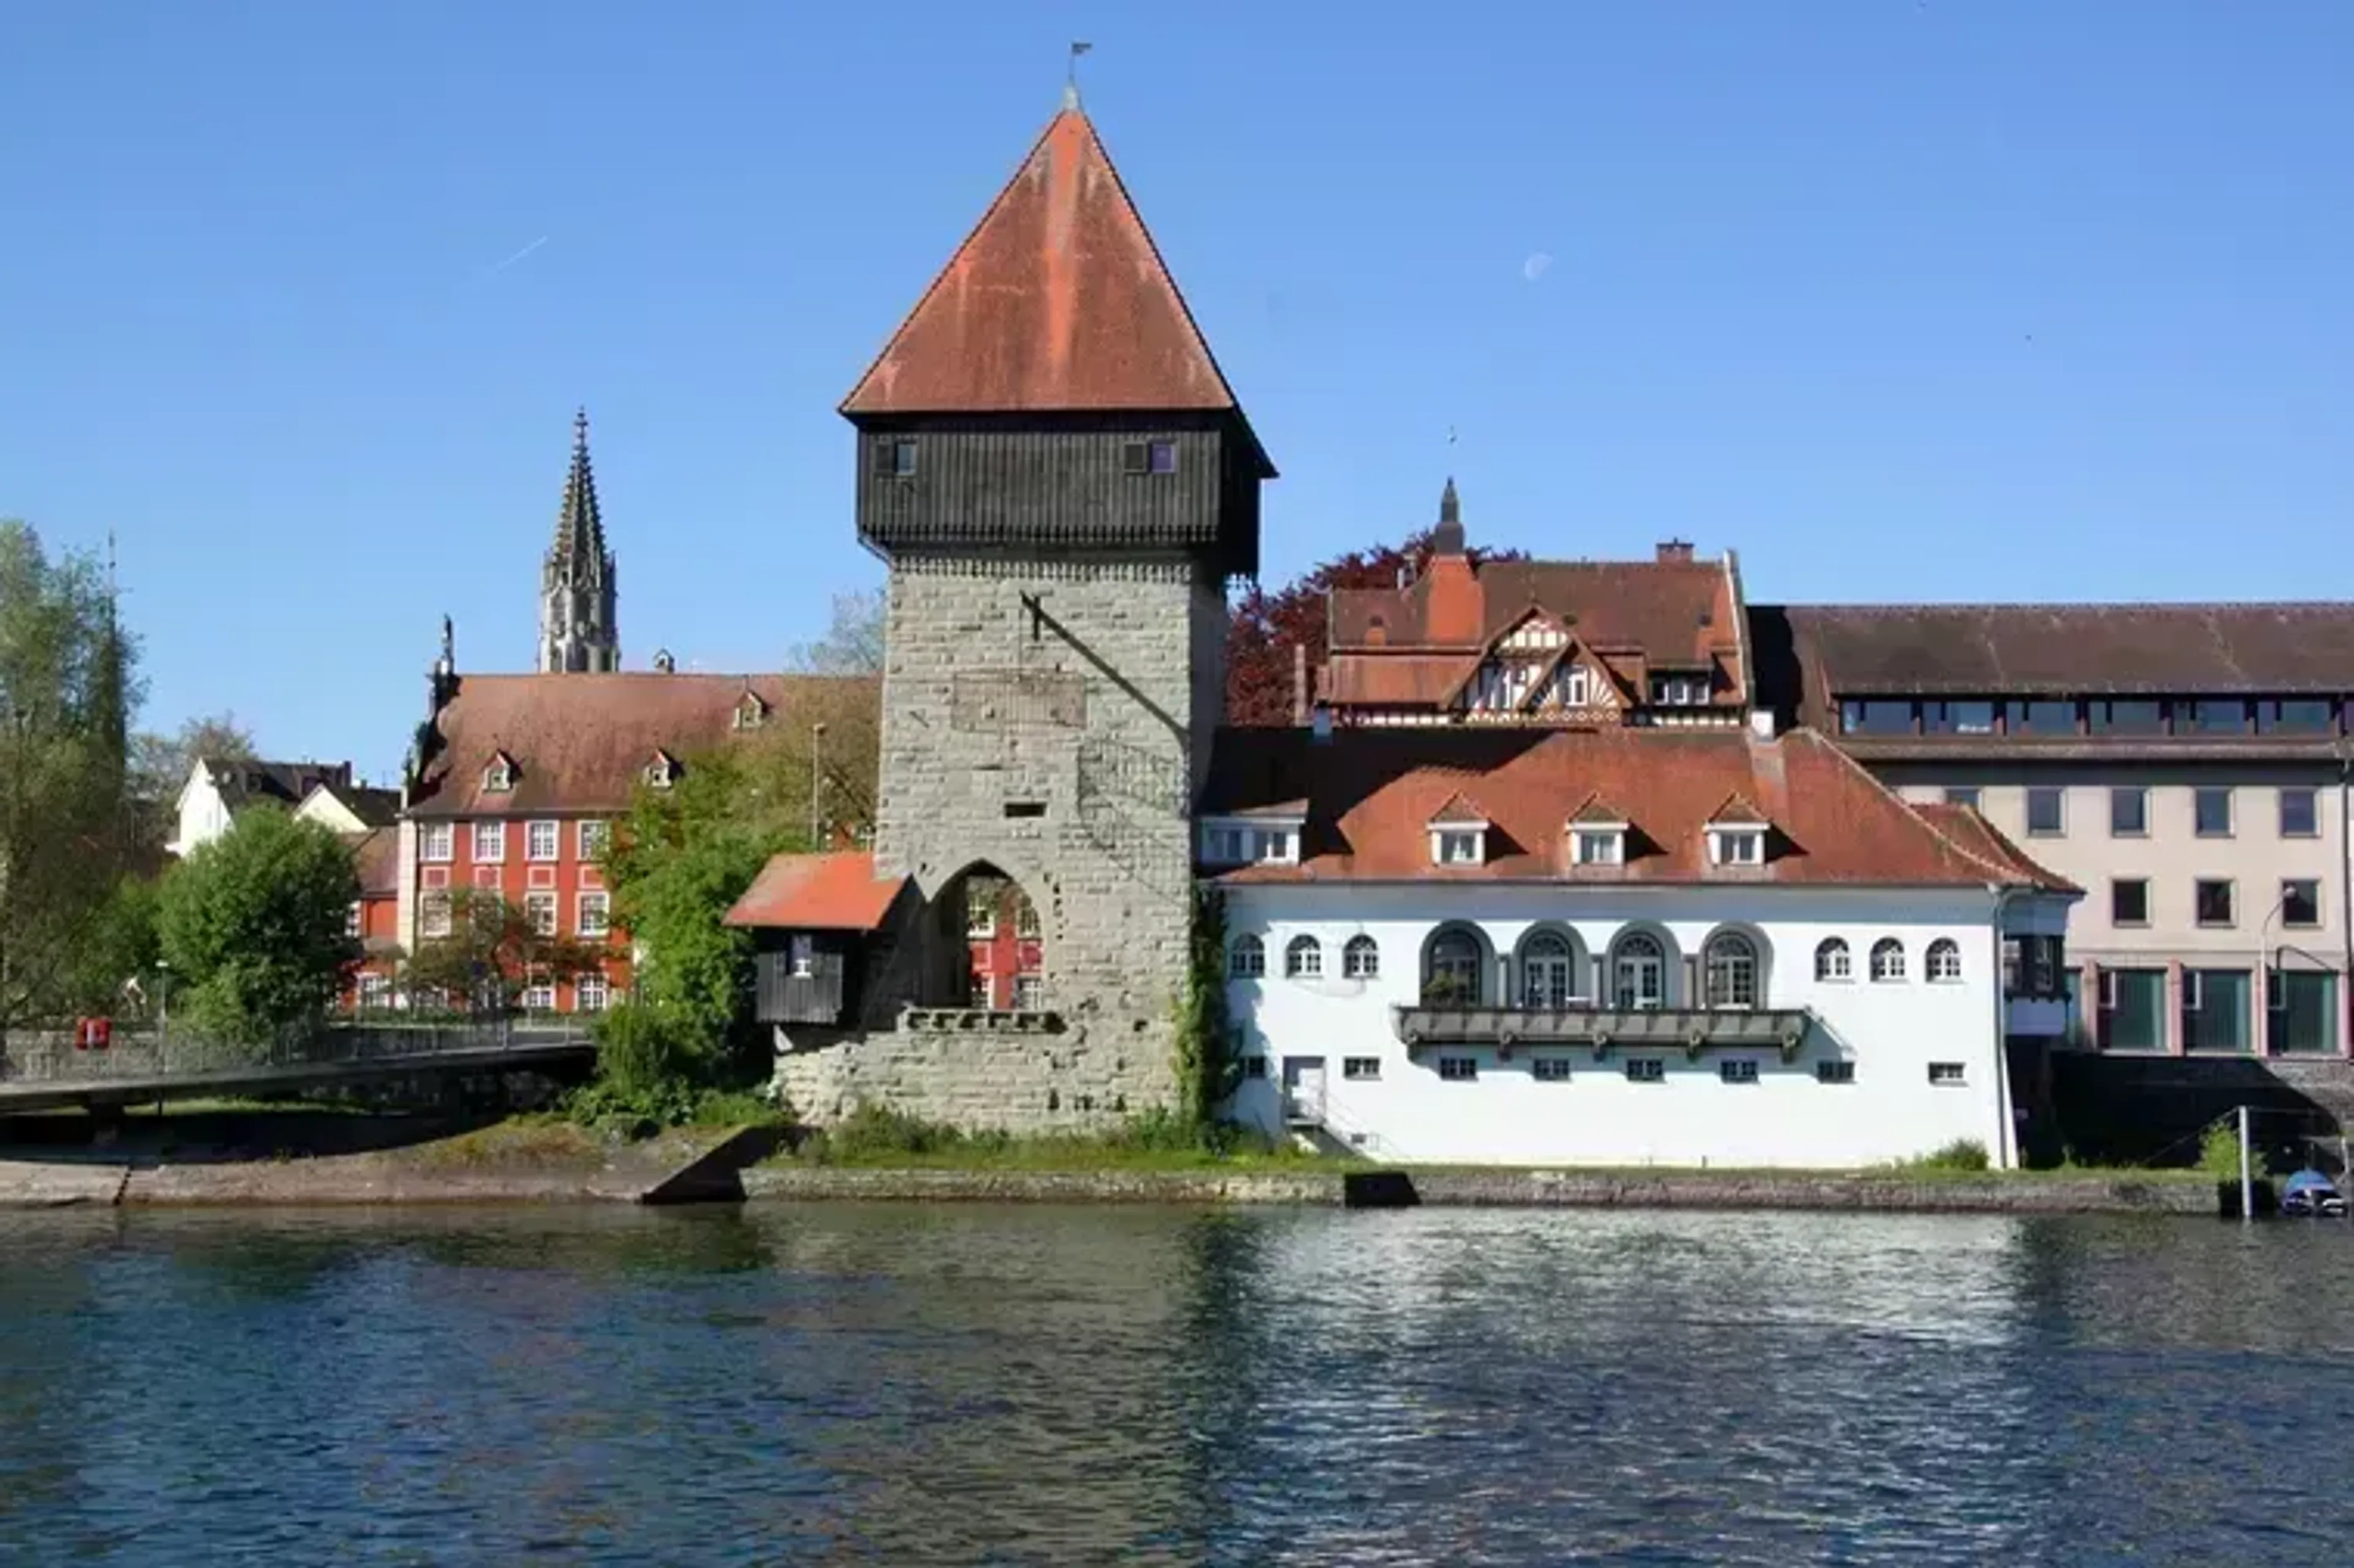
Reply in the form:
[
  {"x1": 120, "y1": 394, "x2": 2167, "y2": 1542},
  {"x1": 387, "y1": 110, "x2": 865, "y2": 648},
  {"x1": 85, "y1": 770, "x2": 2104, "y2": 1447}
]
[{"x1": 1522, "y1": 251, "x2": 1553, "y2": 282}]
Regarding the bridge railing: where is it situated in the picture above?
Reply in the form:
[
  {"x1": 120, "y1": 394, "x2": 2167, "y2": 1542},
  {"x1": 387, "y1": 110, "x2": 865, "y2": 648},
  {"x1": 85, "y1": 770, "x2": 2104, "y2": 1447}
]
[{"x1": 0, "y1": 1018, "x2": 596, "y2": 1086}]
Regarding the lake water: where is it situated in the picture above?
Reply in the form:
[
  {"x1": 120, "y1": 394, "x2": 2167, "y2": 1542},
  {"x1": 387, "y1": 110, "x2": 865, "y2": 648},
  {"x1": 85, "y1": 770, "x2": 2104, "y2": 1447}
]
[{"x1": 1, "y1": 1203, "x2": 2351, "y2": 1566}]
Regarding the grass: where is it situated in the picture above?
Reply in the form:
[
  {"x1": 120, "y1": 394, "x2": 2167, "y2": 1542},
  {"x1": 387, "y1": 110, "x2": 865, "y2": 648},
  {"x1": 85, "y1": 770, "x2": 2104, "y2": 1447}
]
[
  {"x1": 406, "y1": 1115, "x2": 609, "y2": 1170},
  {"x1": 775, "y1": 1104, "x2": 1363, "y2": 1173}
]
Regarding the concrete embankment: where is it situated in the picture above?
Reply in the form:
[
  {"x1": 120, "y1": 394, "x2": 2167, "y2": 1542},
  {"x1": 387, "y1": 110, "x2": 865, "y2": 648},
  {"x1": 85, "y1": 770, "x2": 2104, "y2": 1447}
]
[{"x1": 742, "y1": 1165, "x2": 2219, "y2": 1215}]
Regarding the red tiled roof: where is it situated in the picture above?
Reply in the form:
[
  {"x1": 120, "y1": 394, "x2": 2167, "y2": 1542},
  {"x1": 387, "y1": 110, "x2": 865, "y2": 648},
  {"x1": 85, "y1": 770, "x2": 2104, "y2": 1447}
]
[
  {"x1": 724, "y1": 852, "x2": 907, "y2": 932},
  {"x1": 407, "y1": 673, "x2": 877, "y2": 818},
  {"x1": 1914, "y1": 804, "x2": 2084, "y2": 896},
  {"x1": 1197, "y1": 726, "x2": 2074, "y2": 890},
  {"x1": 1707, "y1": 791, "x2": 1769, "y2": 825},
  {"x1": 347, "y1": 826, "x2": 398, "y2": 897},
  {"x1": 1326, "y1": 555, "x2": 1745, "y2": 710},
  {"x1": 841, "y1": 107, "x2": 1241, "y2": 417}
]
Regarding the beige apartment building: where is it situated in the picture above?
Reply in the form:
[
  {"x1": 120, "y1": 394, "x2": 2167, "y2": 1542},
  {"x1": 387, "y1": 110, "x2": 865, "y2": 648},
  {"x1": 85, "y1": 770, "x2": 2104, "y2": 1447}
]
[{"x1": 1762, "y1": 604, "x2": 2354, "y2": 1057}]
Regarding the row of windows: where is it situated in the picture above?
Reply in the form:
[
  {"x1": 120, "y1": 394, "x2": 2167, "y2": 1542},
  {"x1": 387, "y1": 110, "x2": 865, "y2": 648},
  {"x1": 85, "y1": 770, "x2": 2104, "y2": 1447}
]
[
  {"x1": 1229, "y1": 928, "x2": 1976, "y2": 1003},
  {"x1": 418, "y1": 890, "x2": 611, "y2": 941},
  {"x1": 1843, "y1": 696, "x2": 2341, "y2": 739},
  {"x1": 1243, "y1": 1054, "x2": 1943, "y2": 1086},
  {"x1": 420, "y1": 820, "x2": 610, "y2": 864},
  {"x1": 872, "y1": 435, "x2": 1181, "y2": 478},
  {"x1": 2107, "y1": 877, "x2": 2322, "y2": 929},
  {"x1": 351, "y1": 972, "x2": 611, "y2": 1012},
  {"x1": 2095, "y1": 967, "x2": 2340, "y2": 1054},
  {"x1": 1952, "y1": 783, "x2": 2325, "y2": 840}
]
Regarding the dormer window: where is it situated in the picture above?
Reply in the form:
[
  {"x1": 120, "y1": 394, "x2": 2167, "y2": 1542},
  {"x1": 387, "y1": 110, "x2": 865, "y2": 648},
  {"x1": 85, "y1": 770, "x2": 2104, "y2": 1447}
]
[
  {"x1": 1708, "y1": 826, "x2": 1765, "y2": 866},
  {"x1": 1201, "y1": 818, "x2": 1301, "y2": 867},
  {"x1": 482, "y1": 752, "x2": 517, "y2": 794},
  {"x1": 1572, "y1": 823, "x2": 1626, "y2": 866},
  {"x1": 1433, "y1": 828, "x2": 1485, "y2": 866},
  {"x1": 1653, "y1": 674, "x2": 1709, "y2": 707},
  {"x1": 733, "y1": 691, "x2": 768, "y2": 730},
  {"x1": 644, "y1": 752, "x2": 677, "y2": 790}
]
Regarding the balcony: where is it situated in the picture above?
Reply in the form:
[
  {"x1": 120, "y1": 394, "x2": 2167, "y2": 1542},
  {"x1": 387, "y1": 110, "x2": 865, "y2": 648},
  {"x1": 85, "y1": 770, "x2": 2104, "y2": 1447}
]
[{"x1": 1392, "y1": 1003, "x2": 1813, "y2": 1060}]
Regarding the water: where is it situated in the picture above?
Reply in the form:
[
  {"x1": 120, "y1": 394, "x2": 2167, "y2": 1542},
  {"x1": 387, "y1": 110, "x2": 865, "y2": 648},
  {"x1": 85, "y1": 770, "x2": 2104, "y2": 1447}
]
[{"x1": 1, "y1": 1205, "x2": 2351, "y2": 1566}]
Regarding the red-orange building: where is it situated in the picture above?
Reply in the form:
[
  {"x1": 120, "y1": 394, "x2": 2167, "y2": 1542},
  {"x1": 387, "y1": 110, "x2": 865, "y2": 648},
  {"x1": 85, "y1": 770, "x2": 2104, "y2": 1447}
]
[{"x1": 397, "y1": 660, "x2": 869, "y2": 1013}]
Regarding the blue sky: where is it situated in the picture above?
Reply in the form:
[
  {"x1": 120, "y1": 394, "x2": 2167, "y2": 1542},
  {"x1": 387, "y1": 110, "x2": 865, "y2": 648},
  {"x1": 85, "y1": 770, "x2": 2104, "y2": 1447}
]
[{"x1": 2, "y1": 1, "x2": 2347, "y2": 780}]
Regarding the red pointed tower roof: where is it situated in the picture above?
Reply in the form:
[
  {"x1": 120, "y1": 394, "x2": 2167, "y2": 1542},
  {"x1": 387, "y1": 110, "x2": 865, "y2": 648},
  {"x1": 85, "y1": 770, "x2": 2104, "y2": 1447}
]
[{"x1": 842, "y1": 104, "x2": 1247, "y2": 418}]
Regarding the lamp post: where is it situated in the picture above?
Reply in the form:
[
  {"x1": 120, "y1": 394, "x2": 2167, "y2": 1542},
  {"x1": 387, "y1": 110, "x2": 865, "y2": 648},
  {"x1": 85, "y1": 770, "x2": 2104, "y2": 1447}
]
[
  {"x1": 155, "y1": 960, "x2": 170, "y2": 1054},
  {"x1": 810, "y1": 721, "x2": 828, "y2": 850}
]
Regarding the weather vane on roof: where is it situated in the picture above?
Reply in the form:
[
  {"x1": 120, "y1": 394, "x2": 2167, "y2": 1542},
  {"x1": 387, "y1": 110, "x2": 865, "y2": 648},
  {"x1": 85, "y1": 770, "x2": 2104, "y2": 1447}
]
[{"x1": 1065, "y1": 42, "x2": 1092, "y2": 109}]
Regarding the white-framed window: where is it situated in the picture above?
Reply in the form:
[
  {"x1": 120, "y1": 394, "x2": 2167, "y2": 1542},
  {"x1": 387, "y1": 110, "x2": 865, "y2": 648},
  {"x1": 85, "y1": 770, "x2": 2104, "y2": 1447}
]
[
  {"x1": 967, "y1": 889, "x2": 996, "y2": 938},
  {"x1": 577, "y1": 891, "x2": 611, "y2": 938},
  {"x1": 1016, "y1": 899, "x2": 1040, "y2": 940},
  {"x1": 790, "y1": 934, "x2": 815, "y2": 978},
  {"x1": 1342, "y1": 935, "x2": 1380, "y2": 980},
  {"x1": 419, "y1": 822, "x2": 454, "y2": 863},
  {"x1": 1285, "y1": 935, "x2": 1322, "y2": 980},
  {"x1": 1870, "y1": 938, "x2": 1907, "y2": 983},
  {"x1": 524, "y1": 892, "x2": 558, "y2": 936},
  {"x1": 1653, "y1": 674, "x2": 1708, "y2": 706},
  {"x1": 578, "y1": 820, "x2": 610, "y2": 861},
  {"x1": 1228, "y1": 934, "x2": 1265, "y2": 978},
  {"x1": 357, "y1": 972, "x2": 392, "y2": 1009},
  {"x1": 1555, "y1": 665, "x2": 1593, "y2": 707},
  {"x1": 1814, "y1": 937, "x2": 1852, "y2": 983},
  {"x1": 1013, "y1": 974, "x2": 1045, "y2": 1011},
  {"x1": 1343, "y1": 1057, "x2": 1382, "y2": 1081},
  {"x1": 645, "y1": 753, "x2": 676, "y2": 790},
  {"x1": 1433, "y1": 829, "x2": 1483, "y2": 866},
  {"x1": 1925, "y1": 938, "x2": 1963, "y2": 983},
  {"x1": 526, "y1": 820, "x2": 560, "y2": 862},
  {"x1": 1573, "y1": 826, "x2": 1625, "y2": 866},
  {"x1": 471, "y1": 821, "x2": 506, "y2": 864},
  {"x1": 1704, "y1": 933, "x2": 1760, "y2": 1009},
  {"x1": 1202, "y1": 821, "x2": 1300, "y2": 866},
  {"x1": 1708, "y1": 827, "x2": 1764, "y2": 866},
  {"x1": 345, "y1": 902, "x2": 362, "y2": 938},
  {"x1": 420, "y1": 892, "x2": 453, "y2": 940},
  {"x1": 482, "y1": 756, "x2": 515, "y2": 793},
  {"x1": 734, "y1": 692, "x2": 767, "y2": 729},
  {"x1": 519, "y1": 983, "x2": 555, "y2": 1013},
  {"x1": 576, "y1": 972, "x2": 609, "y2": 1013}
]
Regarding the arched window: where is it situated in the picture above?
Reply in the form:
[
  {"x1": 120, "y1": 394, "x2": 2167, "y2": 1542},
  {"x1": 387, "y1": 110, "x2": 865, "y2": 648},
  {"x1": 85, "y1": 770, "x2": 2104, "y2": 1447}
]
[
  {"x1": 1925, "y1": 938, "x2": 1962, "y2": 983},
  {"x1": 1705, "y1": 932, "x2": 1760, "y2": 1009},
  {"x1": 1870, "y1": 938, "x2": 1907, "y2": 983},
  {"x1": 1228, "y1": 935, "x2": 1265, "y2": 980},
  {"x1": 1343, "y1": 935, "x2": 1380, "y2": 980},
  {"x1": 1520, "y1": 931, "x2": 1578, "y2": 1009},
  {"x1": 1424, "y1": 927, "x2": 1484, "y2": 1005},
  {"x1": 1815, "y1": 938, "x2": 1851, "y2": 983},
  {"x1": 1610, "y1": 931, "x2": 1668, "y2": 1010},
  {"x1": 1285, "y1": 935, "x2": 1323, "y2": 980}
]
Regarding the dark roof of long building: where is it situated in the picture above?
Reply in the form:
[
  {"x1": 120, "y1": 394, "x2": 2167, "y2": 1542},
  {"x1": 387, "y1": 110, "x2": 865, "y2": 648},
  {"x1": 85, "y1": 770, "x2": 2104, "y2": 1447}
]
[
  {"x1": 1764, "y1": 603, "x2": 2354, "y2": 700},
  {"x1": 209, "y1": 758, "x2": 352, "y2": 814},
  {"x1": 840, "y1": 104, "x2": 1261, "y2": 440}
]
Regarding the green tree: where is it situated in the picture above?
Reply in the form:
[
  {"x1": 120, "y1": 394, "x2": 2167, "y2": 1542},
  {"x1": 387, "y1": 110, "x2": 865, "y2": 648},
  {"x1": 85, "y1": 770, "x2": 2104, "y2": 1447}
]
[
  {"x1": 402, "y1": 889, "x2": 606, "y2": 1014},
  {"x1": 0, "y1": 520, "x2": 141, "y2": 1035},
  {"x1": 604, "y1": 748, "x2": 798, "y2": 1071},
  {"x1": 64, "y1": 874, "x2": 161, "y2": 1018},
  {"x1": 157, "y1": 806, "x2": 358, "y2": 1048}
]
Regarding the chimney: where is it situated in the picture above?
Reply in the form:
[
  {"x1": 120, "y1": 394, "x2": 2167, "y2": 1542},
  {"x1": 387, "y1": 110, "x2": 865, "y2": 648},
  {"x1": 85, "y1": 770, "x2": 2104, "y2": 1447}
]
[
  {"x1": 1292, "y1": 643, "x2": 1309, "y2": 726},
  {"x1": 1656, "y1": 539, "x2": 1694, "y2": 565}
]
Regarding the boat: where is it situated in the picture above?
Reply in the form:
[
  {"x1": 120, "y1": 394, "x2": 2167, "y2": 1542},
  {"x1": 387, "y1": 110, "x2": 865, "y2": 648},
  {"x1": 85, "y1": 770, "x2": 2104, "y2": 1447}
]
[{"x1": 2279, "y1": 1169, "x2": 2347, "y2": 1218}]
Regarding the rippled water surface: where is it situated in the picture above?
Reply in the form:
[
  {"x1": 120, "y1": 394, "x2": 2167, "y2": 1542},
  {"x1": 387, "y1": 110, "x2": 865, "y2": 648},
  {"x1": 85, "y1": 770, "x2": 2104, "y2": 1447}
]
[{"x1": 3, "y1": 1204, "x2": 2353, "y2": 1564}]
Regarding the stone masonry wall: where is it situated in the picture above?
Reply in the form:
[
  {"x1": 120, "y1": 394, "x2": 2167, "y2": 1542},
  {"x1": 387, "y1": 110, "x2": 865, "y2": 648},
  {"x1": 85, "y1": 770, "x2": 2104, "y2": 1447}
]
[{"x1": 775, "y1": 552, "x2": 1217, "y2": 1133}]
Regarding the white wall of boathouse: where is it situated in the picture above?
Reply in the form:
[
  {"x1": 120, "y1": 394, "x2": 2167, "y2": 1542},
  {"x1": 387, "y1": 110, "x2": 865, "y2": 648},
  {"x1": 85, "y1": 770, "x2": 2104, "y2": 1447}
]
[{"x1": 1219, "y1": 883, "x2": 2035, "y2": 1170}]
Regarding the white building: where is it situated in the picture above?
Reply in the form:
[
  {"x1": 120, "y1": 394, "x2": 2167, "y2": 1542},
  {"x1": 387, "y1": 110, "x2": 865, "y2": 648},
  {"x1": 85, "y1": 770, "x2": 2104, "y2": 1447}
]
[
  {"x1": 1203, "y1": 723, "x2": 2078, "y2": 1170},
  {"x1": 166, "y1": 756, "x2": 394, "y2": 858}
]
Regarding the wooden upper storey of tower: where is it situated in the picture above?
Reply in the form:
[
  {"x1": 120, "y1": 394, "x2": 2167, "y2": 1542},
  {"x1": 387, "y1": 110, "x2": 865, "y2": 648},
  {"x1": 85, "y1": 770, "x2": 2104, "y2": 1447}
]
[{"x1": 842, "y1": 102, "x2": 1271, "y2": 575}]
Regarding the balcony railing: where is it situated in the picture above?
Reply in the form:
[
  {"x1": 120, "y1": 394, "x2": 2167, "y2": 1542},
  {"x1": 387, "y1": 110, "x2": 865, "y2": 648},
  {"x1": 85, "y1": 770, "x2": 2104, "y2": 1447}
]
[{"x1": 1392, "y1": 1003, "x2": 1813, "y2": 1060}]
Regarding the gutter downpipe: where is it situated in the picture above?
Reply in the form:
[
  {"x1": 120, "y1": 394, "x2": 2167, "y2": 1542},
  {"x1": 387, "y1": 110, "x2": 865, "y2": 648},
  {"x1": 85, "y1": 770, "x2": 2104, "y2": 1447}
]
[{"x1": 1991, "y1": 882, "x2": 2021, "y2": 1172}]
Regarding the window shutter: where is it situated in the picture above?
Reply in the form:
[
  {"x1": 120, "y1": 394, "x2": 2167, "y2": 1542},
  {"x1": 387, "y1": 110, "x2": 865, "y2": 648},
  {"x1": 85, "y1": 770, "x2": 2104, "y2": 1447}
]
[
  {"x1": 873, "y1": 438, "x2": 896, "y2": 476},
  {"x1": 1122, "y1": 441, "x2": 1149, "y2": 474}
]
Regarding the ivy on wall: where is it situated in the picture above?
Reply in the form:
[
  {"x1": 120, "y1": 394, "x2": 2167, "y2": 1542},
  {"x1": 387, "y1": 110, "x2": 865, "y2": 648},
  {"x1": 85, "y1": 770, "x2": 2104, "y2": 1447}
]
[{"x1": 1173, "y1": 885, "x2": 1240, "y2": 1134}]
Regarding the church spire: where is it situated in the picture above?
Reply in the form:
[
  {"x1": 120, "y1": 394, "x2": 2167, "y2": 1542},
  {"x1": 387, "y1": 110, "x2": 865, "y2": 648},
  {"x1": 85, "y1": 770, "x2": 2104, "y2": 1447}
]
[{"x1": 539, "y1": 408, "x2": 620, "y2": 673}]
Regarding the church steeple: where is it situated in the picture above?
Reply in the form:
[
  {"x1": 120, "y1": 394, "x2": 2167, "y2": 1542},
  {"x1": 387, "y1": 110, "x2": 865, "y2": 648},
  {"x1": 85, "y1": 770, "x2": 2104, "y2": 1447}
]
[{"x1": 539, "y1": 408, "x2": 620, "y2": 673}]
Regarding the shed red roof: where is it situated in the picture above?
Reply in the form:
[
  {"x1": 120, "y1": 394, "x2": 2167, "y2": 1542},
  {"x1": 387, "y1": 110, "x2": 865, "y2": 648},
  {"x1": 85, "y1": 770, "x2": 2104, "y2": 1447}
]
[
  {"x1": 841, "y1": 107, "x2": 1241, "y2": 417},
  {"x1": 407, "y1": 673, "x2": 876, "y2": 818},
  {"x1": 724, "y1": 852, "x2": 907, "y2": 932},
  {"x1": 1197, "y1": 726, "x2": 2074, "y2": 891}
]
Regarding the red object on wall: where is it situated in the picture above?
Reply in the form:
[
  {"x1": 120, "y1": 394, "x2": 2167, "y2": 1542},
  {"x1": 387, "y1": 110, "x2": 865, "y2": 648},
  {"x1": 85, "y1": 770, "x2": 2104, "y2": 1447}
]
[
  {"x1": 964, "y1": 880, "x2": 1043, "y2": 1010},
  {"x1": 74, "y1": 1017, "x2": 112, "y2": 1051}
]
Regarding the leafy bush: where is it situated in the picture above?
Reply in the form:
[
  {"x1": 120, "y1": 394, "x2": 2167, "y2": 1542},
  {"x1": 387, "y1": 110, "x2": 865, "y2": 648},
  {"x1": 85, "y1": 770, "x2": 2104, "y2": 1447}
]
[
  {"x1": 1901, "y1": 1138, "x2": 1991, "y2": 1173},
  {"x1": 593, "y1": 1002, "x2": 704, "y2": 1094},
  {"x1": 2200, "y1": 1121, "x2": 2245, "y2": 1178}
]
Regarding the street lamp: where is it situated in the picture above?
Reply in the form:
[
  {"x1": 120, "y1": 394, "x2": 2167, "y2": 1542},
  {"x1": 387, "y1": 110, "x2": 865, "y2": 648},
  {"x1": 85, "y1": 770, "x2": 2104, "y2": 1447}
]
[
  {"x1": 810, "y1": 721, "x2": 828, "y2": 849},
  {"x1": 155, "y1": 960, "x2": 170, "y2": 1052}
]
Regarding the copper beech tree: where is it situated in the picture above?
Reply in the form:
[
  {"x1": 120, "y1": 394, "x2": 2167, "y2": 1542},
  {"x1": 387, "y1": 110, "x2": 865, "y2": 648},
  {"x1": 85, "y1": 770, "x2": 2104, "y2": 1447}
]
[{"x1": 1221, "y1": 530, "x2": 1526, "y2": 727}]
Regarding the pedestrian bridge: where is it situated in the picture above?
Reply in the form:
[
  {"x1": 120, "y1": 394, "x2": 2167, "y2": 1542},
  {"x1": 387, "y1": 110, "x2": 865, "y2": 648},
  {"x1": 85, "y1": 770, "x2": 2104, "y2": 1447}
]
[{"x1": 0, "y1": 1022, "x2": 598, "y2": 1114}]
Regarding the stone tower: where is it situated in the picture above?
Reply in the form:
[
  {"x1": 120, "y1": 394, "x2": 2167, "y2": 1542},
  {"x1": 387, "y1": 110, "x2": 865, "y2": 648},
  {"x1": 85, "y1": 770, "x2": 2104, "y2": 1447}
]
[
  {"x1": 538, "y1": 407, "x2": 620, "y2": 673},
  {"x1": 840, "y1": 94, "x2": 1274, "y2": 1106}
]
